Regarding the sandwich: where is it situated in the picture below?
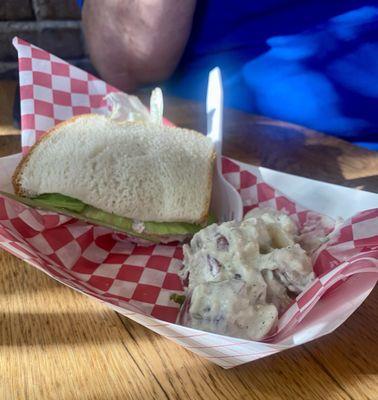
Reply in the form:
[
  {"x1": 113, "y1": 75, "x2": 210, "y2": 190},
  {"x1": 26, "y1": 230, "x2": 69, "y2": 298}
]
[{"x1": 10, "y1": 113, "x2": 216, "y2": 243}]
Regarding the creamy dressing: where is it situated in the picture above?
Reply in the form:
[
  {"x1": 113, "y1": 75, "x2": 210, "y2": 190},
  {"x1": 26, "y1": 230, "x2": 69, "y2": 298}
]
[
  {"x1": 132, "y1": 220, "x2": 145, "y2": 234},
  {"x1": 179, "y1": 208, "x2": 316, "y2": 340}
]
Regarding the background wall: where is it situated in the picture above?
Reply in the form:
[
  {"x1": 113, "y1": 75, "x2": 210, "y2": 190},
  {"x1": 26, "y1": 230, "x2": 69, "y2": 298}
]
[{"x1": 0, "y1": 0, "x2": 91, "y2": 79}]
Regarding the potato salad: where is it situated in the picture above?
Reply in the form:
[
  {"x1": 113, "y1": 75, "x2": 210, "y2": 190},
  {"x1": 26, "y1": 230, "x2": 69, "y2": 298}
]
[{"x1": 179, "y1": 208, "x2": 316, "y2": 340}]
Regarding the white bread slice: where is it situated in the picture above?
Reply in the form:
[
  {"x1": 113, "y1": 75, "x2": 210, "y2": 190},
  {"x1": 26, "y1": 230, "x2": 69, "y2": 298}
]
[{"x1": 13, "y1": 114, "x2": 215, "y2": 223}]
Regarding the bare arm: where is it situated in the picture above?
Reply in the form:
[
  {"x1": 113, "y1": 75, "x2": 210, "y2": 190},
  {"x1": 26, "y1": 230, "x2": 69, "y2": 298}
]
[{"x1": 82, "y1": 0, "x2": 197, "y2": 92}]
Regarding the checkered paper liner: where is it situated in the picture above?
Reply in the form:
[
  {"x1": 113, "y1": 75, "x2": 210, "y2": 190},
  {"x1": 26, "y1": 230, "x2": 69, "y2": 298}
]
[{"x1": 0, "y1": 37, "x2": 376, "y2": 368}]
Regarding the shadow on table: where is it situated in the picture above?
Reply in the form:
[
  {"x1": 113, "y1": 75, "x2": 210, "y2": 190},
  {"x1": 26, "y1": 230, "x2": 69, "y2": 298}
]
[
  {"x1": 0, "y1": 310, "x2": 122, "y2": 346},
  {"x1": 223, "y1": 115, "x2": 378, "y2": 192},
  {"x1": 0, "y1": 135, "x2": 21, "y2": 158},
  {"x1": 343, "y1": 175, "x2": 378, "y2": 191}
]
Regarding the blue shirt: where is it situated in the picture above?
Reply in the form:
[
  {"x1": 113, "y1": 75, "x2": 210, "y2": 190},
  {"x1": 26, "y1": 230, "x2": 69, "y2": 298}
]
[{"x1": 165, "y1": 1, "x2": 378, "y2": 150}]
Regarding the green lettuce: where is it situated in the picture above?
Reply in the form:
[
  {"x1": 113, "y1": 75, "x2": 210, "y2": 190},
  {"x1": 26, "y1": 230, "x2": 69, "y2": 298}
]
[{"x1": 5, "y1": 192, "x2": 215, "y2": 240}]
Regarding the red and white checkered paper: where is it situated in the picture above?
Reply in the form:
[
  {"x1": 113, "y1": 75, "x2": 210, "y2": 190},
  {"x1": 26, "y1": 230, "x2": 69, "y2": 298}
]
[{"x1": 0, "y1": 37, "x2": 376, "y2": 368}]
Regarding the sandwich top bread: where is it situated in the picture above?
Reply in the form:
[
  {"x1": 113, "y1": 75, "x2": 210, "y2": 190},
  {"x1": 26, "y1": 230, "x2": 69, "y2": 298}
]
[{"x1": 12, "y1": 114, "x2": 216, "y2": 241}]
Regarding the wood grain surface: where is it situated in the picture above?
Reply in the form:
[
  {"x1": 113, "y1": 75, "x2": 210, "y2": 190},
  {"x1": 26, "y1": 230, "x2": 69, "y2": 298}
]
[{"x1": 0, "y1": 80, "x2": 377, "y2": 399}]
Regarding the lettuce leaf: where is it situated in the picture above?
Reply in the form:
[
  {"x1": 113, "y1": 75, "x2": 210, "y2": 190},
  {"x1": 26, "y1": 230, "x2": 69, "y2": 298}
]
[
  {"x1": 30, "y1": 193, "x2": 86, "y2": 213},
  {"x1": 22, "y1": 193, "x2": 214, "y2": 237}
]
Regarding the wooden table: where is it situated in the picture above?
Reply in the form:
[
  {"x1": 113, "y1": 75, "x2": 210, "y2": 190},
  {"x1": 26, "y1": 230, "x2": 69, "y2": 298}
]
[{"x1": 0, "y1": 81, "x2": 377, "y2": 399}]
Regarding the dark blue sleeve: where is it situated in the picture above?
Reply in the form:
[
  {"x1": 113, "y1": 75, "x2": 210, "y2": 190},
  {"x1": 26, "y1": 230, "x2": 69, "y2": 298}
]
[{"x1": 76, "y1": 0, "x2": 84, "y2": 9}]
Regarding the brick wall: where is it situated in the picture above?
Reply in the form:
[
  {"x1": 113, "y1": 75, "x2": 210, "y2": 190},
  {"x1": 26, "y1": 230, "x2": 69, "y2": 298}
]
[{"x1": 0, "y1": 0, "x2": 93, "y2": 79}]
